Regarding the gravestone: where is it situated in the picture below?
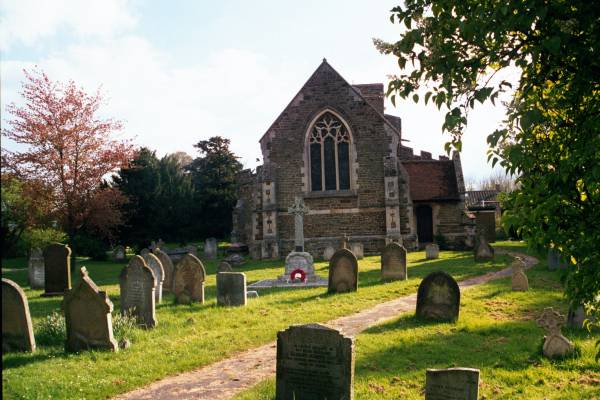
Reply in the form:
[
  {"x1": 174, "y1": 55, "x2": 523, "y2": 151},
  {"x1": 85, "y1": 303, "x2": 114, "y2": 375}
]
[
  {"x1": 425, "y1": 243, "x2": 440, "y2": 260},
  {"x1": 247, "y1": 290, "x2": 259, "y2": 299},
  {"x1": 328, "y1": 248, "x2": 359, "y2": 294},
  {"x1": 416, "y1": 271, "x2": 460, "y2": 321},
  {"x1": 2, "y1": 278, "x2": 36, "y2": 353},
  {"x1": 217, "y1": 261, "x2": 233, "y2": 273},
  {"x1": 350, "y1": 243, "x2": 364, "y2": 259},
  {"x1": 204, "y1": 237, "x2": 218, "y2": 259},
  {"x1": 323, "y1": 246, "x2": 335, "y2": 261},
  {"x1": 140, "y1": 248, "x2": 150, "y2": 257},
  {"x1": 216, "y1": 272, "x2": 247, "y2": 307},
  {"x1": 143, "y1": 253, "x2": 165, "y2": 303},
  {"x1": 63, "y1": 267, "x2": 118, "y2": 352},
  {"x1": 536, "y1": 307, "x2": 574, "y2": 358},
  {"x1": 473, "y1": 234, "x2": 494, "y2": 262},
  {"x1": 112, "y1": 245, "x2": 126, "y2": 262},
  {"x1": 153, "y1": 248, "x2": 174, "y2": 292},
  {"x1": 276, "y1": 324, "x2": 354, "y2": 400},
  {"x1": 547, "y1": 249, "x2": 567, "y2": 270},
  {"x1": 119, "y1": 255, "x2": 157, "y2": 328},
  {"x1": 224, "y1": 253, "x2": 245, "y2": 267},
  {"x1": 42, "y1": 243, "x2": 72, "y2": 296},
  {"x1": 173, "y1": 253, "x2": 206, "y2": 304},
  {"x1": 28, "y1": 247, "x2": 45, "y2": 289},
  {"x1": 425, "y1": 368, "x2": 480, "y2": 400},
  {"x1": 511, "y1": 258, "x2": 529, "y2": 291},
  {"x1": 381, "y1": 242, "x2": 407, "y2": 280}
]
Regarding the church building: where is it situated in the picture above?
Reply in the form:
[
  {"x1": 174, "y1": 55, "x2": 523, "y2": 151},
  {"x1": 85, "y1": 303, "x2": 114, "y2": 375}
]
[{"x1": 232, "y1": 60, "x2": 473, "y2": 259}]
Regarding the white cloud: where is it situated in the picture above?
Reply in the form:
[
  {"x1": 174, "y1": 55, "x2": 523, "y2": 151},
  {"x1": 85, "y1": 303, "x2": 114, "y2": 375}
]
[{"x1": 0, "y1": 0, "x2": 136, "y2": 50}]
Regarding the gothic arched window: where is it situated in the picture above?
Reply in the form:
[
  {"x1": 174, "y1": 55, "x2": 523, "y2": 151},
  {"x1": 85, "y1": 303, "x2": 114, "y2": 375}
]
[{"x1": 308, "y1": 112, "x2": 351, "y2": 191}]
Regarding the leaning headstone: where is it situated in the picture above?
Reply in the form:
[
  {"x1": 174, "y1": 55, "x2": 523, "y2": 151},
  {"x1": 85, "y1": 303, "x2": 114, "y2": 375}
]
[
  {"x1": 276, "y1": 324, "x2": 354, "y2": 400},
  {"x1": 216, "y1": 272, "x2": 247, "y2": 306},
  {"x1": 2, "y1": 278, "x2": 36, "y2": 353},
  {"x1": 153, "y1": 248, "x2": 174, "y2": 292},
  {"x1": 112, "y1": 245, "x2": 126, "y2": 262},
  {"x1": 381, "y1": 242, "x2": 407, "y2": 280},
  {"x1": 42, "y1": 243, "x2": 72, "y2": 296},
  {"x1": 119, "y1": 255, "x2": 157, "y2": 328},
  {"x1": 511, "y1": 258, "x2": 529, "y2": 291},
  {"x1": 28, "y1": 247, "x2": 45, "y2": 289},
  {"x1": 247, "y1": 290, "x2": 259, "y2": 299},
  {"x1": 537, "y1": 307, "x2": 574, "y2": 358},
  {"x1": 425, "y1": 243, "x2": 440, "y2": 260},
  {"x1": 217, "y1": 261, "x2": 233, "y2": 273},
  {"x1": 350, "y1": 242, "x2": 364, "y2": 259},
  {"x1": 204, "y1": 237, "x2": 218, "y2": 259},
  {"x1": 143, "y1": 253, "x2": 165, "y2": 303},
  {"x1": 474, "y1": 234, "x2": 494, "y2": 262},
  {"x1": 425, "y1": 368, "x2": 480, "y2": 400},
  {"x1": 63, "y1": 267, "x2": 118, "y2": 352},
  {"x1": 416, "y1": 271, "x2": 460, "y2": 321},
  {"x1": 328, "y1": 248, "x2": 359, "y2": 294},
  {"x1": 173, "y1": 253, "x2": 206, "y2": 304},
  {"x1": 547, "y1": 249, "x2": 567, "y2": 270},
  {"x1": 323, "y1": 246, "x2": 335, "y2": 261}
]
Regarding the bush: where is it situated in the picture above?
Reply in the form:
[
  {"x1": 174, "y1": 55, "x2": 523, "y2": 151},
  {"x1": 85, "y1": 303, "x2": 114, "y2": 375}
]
[
  {"x1": 36, "y1": 311, "x2": 66, "y2": 346},
  {"x1": 16, "y1": 228, "x2": 67, "y2": 256},
  {"x1": 72, "y1": 234, "x2": 108, "y2": 260},
  {"x1": 112, "y1": 309, "x2": 138, "y2": 342}
]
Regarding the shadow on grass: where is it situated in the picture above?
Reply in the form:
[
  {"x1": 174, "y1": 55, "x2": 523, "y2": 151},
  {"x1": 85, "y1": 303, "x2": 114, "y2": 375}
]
[{"x1": 2, "y1": 348, "x2": 69, "y2": 370}]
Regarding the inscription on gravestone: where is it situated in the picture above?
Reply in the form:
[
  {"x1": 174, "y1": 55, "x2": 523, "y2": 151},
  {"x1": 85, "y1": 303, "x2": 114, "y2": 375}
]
[
  {"x1": 416, "y1": 271, "x2": 461, "y2": 321},
  {"x1": 381, "y1": 242, "x2": 407, "y2": 280},
  {"x1": 276, "y1": 324, "x2": 354, "y2": 400},
  {"x1": 425, "y1": 368, "x2": 480, "y2": 400},
  {"x1": 120, "y1": 256, "x2": 157, "y2": 328}
]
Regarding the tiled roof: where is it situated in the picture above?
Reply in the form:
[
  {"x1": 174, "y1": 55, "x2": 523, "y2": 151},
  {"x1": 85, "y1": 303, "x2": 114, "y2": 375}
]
[
  {"x1": 403, "y1": 161, "x2": 460, "y2": 201},
  {"x1": 465, "y1": 190, "x2": 499, "y2": 207}
]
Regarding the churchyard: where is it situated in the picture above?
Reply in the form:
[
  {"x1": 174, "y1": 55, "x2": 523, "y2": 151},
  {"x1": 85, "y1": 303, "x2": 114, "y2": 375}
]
[{"x1": 2, "y1": 241, "x2": 598, "y2": 399}]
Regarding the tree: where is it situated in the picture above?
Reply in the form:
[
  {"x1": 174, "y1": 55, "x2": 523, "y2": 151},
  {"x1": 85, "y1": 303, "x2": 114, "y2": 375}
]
[
  {"x1": 188, "y1": 136, "x2": 243, "y2": 239},
  {"x1": 1, "y1": 69, "x2": 135, "y2": 257},
  {"x1": 375, "y1": 1, "x2": 599, "y2": 312}
]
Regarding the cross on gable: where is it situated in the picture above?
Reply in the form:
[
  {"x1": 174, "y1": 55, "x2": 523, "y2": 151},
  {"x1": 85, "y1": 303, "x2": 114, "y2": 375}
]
[{"x1": 536, "y1": 307, "x2": 565, "y2": 335}]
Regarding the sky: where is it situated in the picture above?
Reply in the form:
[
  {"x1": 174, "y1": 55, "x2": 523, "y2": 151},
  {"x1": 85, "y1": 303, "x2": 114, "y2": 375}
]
[{"x1": 1, "y1": 0, "x2": 513, "y2": 182}]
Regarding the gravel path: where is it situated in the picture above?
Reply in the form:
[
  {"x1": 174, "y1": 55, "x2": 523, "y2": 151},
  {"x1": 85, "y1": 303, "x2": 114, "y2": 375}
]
[{"x1": 115, "y1": 251, "x2": 538, "y2": 400}]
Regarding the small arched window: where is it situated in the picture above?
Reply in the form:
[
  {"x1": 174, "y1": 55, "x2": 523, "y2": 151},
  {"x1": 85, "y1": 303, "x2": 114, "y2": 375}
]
[{"x1": 308, "y1": 112, "x2": 351, "y2": 191}]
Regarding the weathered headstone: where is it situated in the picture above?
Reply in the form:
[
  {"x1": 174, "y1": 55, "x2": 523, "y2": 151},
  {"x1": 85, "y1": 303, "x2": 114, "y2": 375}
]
[
  {"x1": 140, "y1": 248, "x2": 150, "y2": 257},
  {"x1": 350, "y1": 242, "x2": 364, "y2": 259},
  {"x1": 381, "y1": 242, "x2": 407, "y2": 280},
  {"x1": 276, "y1": 324, "x2": 354, "y2": 400},
  {"x1": 217, "y1": 261, "x2": 233, "y2": 273},
  {"x1": 224, "y1": 253, "x2": 245, "y2": 267},
  {"x1": 204, "y1": 237, "x2": 218, "y2": 259},
  {"x1": 537, "y1": 307, "x2": 574, "y2": 358},
  {"x1": 112, "y1": 245, "x2": 126, "y2": 262},
  {"x1": 143, "y1": 253, "x2": 165, "y2": 303},
  {"x1": 173, "y1": 253, "x2": 206, "y2": 304},
  {"x1": 216, "y1": 272, "x2": 247, "y2": 306},
  {"x1": 425, "y1": 243, "x2": 440, "y2": 260},
  {"x1": 328, "y1": 248, "x2": 358, "y2": 293},
  {"x1": 247, "y1": 290, "x2": 259, "y2": 299},
  {"x1": 2, "y1": 278, "x2": 36, "y2": 353},
  {"x1": 425, "y1": 368, "x2": 480, "y2": 400},
  {"x1": 511, "y1": 258, "x2": 529, "y2": 291},
  {"x1": 42, "y1": 243, "x2": 72, "y2": 296},
  {"x1": 153, "y1": 248, "x2": 174, "y2": 292},
  {"x1": 416, "y1": 271, "x2": 460, "y2": 321},
  {"x1": 63, "y1": 267, "x2": 118, "y2": 352},
  {"x1": 28, "y1": 247, "x2": 45, "y2": 289},
  {"x1": 473, "y1": 234, "x2": 494, "y2": 262},
  {"x1": 547, "y1": 248, "x2": 567, "y2": 270},
  {"x1": 119, "y1": 255, "x2": 157, "y2": 328},
  {"x1": 323, "y1": 246, "x2": 335, "y2": 261}
]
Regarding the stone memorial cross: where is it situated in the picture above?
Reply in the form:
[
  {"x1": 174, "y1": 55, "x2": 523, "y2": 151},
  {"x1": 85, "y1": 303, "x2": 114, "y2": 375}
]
[
  {"x1": 288, "y1": 196, "x2": 309, "y2": 252},
  {"x1": 536, "y1": 307, "x2": 574, "y2": 358}
]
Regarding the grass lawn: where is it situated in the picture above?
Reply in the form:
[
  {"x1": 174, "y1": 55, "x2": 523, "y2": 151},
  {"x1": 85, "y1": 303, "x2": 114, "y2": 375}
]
[
  {"x1": 2, "y1": 242, "x2": 593, "y2": 399},
  {"x1": 234, "y1": 248, "x2": 599, "y2": 400}
]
